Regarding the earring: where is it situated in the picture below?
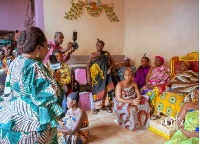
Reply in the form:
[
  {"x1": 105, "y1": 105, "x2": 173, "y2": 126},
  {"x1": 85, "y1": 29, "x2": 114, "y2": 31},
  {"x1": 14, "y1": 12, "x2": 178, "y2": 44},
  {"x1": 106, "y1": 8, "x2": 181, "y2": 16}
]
[{"x1": 37, "y1": 53, "x2": 40, "y2": 58}]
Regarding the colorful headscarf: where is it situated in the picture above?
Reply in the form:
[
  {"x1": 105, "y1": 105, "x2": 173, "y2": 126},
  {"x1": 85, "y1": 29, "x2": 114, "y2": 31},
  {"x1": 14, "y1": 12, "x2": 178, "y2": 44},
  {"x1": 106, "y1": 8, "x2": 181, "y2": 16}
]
[{"x1": 155, "y1": 56, "x2": 164, "y2": 64}]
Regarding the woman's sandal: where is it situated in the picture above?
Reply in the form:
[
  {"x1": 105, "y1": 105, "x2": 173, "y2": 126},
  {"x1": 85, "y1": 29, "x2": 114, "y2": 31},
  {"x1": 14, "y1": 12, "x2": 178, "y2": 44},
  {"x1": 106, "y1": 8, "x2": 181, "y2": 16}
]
[
  {"x1": 150, "y1": 114, "x2": 161, "y2": 120},
  {"x1": 92, "y1": 109, "x2": 99, "y2": 115},
  {"x1": 106, "y1": 107, "x2": 112, "y2": 113}
]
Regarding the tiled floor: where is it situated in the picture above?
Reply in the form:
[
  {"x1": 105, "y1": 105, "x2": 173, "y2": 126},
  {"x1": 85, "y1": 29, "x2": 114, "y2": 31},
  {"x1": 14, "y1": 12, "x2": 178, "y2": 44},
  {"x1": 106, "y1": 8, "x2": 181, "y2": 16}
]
[{"x1": 85, "y1": 110, "x2": 167, "y2": 144}]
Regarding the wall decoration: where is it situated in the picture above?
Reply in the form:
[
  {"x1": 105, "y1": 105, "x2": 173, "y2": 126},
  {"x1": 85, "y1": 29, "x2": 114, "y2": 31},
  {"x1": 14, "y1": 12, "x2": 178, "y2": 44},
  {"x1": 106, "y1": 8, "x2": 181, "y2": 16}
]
[{"x1": 64, "y1": 0, "x2": 120, "y2": 22}]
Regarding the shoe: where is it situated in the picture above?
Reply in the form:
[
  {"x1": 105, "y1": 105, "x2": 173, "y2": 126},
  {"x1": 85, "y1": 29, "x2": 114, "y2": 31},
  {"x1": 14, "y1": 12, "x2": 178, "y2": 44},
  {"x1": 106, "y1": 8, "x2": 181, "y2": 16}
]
[
  {"x1": 92, "y1": 109, "x2": 99, "y2": 115},
  {"x1": 106, "y1": 107, "x2": 112, "y2": 113},
  {"x1": 150, "y1": 114, "x2": 161, "y2": 120}
]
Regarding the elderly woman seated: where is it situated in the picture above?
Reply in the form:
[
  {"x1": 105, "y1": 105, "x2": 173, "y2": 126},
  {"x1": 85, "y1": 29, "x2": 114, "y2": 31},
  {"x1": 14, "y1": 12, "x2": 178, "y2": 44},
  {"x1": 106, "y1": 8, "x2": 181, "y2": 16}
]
[
  {"x1": 151, "y1": 61, "x2": 199, "y2": 120},
  {"x1": 140, "y1": 56, "x2": 170, "y2": 112},
  {"x1": 166, "y1": 87, "x2": 199, "y2": 144},
  {"x1": 114, "y1": 67, "x2": 150, "y2": 131},
  {"x1": 116, "y1": 57, "x2": 136, "y2": 81}
]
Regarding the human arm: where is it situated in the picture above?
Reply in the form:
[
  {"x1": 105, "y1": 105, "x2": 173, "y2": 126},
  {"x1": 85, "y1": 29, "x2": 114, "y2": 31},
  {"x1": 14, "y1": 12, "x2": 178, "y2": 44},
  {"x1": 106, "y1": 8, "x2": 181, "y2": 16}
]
[
  {"x1": 177, "y1": 102, "x2": 199, "y2": 138},
  {"x1": 57, "y1": 110, "x2": 85, "y2": 135},
  {"x1": 86, "y1": 54, "x2": 92, "y2": 85},
  {"x1": 115, "y1": 82, "x2": 138, "y2": 105},
  {"x1": 63, "y1": 42, "x2": 74, "y2": 62},
  {"x1": 134, "y1": 82, "x2": 142, "y2": 100},
  {"x1": 107, "y1": 53, "x2": 115, "y2": 74},
  {"x1": 179, "y1": 128, "x2": 199, "y2": 138},
  {"x1": 145, "y1": 66, "x2": 154, "y2": 84}
]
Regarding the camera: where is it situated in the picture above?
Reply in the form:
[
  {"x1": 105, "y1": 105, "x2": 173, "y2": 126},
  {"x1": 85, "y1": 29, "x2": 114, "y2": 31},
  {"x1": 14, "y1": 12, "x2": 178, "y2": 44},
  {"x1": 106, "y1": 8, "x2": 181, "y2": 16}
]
[{"x1": 72, "y1": 31, "x2": 79, "y2": 49}]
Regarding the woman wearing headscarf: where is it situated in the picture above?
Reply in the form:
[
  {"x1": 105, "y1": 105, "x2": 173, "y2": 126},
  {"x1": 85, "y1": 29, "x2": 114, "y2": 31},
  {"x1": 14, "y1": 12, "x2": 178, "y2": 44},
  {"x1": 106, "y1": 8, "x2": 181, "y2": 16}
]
[
  {"x1": 0, "y1": 27, "x2": 64, "y2": 144},
  {"x1": 87, "y1": 39, "x2": 115, "y2": 114},
  {"x1": 140, "y1": 56, "x2": 170, "y2": 113},
  {"x1": 116, "y1": 57, "x2": 136, "y2": 81},
  {"x1": 57, "y1": 92, "x2": 89, "y2": 144},
  {"x1": 134, "y1": 54, "x2": 151, "y2": 89},
  {"x1": 151, "y1": 61, "x2": 199, "y2": 120}
]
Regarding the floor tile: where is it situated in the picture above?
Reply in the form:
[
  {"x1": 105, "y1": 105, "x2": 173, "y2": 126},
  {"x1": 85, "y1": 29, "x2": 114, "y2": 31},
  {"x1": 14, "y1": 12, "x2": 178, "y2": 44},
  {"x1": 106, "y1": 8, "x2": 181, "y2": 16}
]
[{"x1": 86, "y1": 109, "x2": 167, "y2": 144}]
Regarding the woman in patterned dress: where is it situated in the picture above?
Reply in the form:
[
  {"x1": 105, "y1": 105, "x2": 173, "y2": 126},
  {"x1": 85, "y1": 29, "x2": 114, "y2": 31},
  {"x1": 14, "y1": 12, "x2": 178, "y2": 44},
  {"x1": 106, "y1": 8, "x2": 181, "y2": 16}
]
[
  {"x1": 114, "y1": 67, "x2": 150, "y2": 130},
  {"x1": 57, "y1": 92, "x2": 89, "y2": 144},
  {"x1": 140, "y1": 56, "x2": 170, "y2": 115},
  {"x1": 87, "y1": 39, "x2": 115, "y2": 114},
  {"x1": 0, "y1": 27, "x2": 64, "y2": 144},
  {"x1": 166, "y1": 88, "x2": 199, "y2": 144},
  {"x1": 151, "y1": 61, "x2": 199, "y2": 120}
]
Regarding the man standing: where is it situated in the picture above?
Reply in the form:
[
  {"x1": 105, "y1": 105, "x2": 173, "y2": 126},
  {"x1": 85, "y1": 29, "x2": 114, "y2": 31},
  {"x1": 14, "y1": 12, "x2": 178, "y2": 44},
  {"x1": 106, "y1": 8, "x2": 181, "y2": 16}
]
[{"x1": 43, "y1": 32, "x2": 75, "y2": 64}]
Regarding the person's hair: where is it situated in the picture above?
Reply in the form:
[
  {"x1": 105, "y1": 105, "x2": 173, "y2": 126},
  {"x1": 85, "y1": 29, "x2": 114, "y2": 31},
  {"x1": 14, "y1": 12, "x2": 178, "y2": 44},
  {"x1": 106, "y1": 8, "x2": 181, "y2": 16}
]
[
  {"x1": 17, "y1": 26, "x2": 46, "y2": 53},
  {"x1": 123, "y1": 67, "x2": 133, "y2": 76},
  {"x1": 52, "y1": 49, "x2": 62, "y2": 55},
  {"x1": 96, "y1": 39, "x2": 105, "y2": 46},
  {"x1": 142, "y1": 53, "x2": 149, "y2": 62},
  {"x1": 68, "y1": 92, "x2": 80, "y2": 103},
  {"x1": 54, "y1": 32, "x2": 63, "y2": 38}
]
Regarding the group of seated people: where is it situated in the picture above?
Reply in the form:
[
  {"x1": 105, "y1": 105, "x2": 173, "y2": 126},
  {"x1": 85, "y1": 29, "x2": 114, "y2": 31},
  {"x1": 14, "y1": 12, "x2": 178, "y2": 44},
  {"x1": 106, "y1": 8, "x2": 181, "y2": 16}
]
[{"x1": 0, "y1": 26, "x2": 198, "y2": 144}]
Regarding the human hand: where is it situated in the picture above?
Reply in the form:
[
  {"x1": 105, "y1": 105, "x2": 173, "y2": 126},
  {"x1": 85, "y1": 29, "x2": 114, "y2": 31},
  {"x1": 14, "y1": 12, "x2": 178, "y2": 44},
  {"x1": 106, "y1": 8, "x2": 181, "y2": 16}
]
[
  {"x1": 146, "y1": 84, "x2": 153, "y2": 89},
  {"x1": 53, "y1": 70, "x2": 61, "y2": 81},
  {"x1": 87, "y1": 78, "x2": 91, "y2": 85},
  {"x1": 107, "y1": 68, "x2": 111, "y2": 75},
  {"x1": 61, "y1": 42, "x2": 73, "y2": 52},
  {"x1": 3, "y1": 66, "x2": 9, "y2": 73},
  {"x1": 132, "y1": 98, "x2": 141, "y2": 105}
]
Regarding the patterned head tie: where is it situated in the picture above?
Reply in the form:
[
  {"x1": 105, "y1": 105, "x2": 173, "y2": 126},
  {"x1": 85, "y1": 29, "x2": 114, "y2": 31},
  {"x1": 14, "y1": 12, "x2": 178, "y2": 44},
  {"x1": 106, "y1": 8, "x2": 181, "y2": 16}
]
[{"x1": 155, "y1": 56, "x2": 164, "y2": 64}]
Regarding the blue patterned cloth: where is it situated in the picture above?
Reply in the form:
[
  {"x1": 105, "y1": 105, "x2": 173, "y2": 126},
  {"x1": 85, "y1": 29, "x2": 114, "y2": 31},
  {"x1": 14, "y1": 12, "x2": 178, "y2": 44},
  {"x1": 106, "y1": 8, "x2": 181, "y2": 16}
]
[{"x1": 0, "y1": 56, "x2": 64, "y2": 144}]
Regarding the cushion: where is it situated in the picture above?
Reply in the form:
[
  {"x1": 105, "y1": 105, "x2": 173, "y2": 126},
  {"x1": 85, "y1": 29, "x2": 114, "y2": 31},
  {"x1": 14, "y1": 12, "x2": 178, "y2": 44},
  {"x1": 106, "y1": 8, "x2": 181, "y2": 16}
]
[{"x1": 74, "y1": 68, "x2": 87, "y2": 85}]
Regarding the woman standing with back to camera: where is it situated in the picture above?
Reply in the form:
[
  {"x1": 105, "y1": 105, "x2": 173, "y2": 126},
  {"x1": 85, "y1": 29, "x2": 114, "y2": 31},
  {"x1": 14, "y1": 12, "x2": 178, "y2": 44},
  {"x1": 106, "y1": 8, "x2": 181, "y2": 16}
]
[{"x1": 0, "y1": 27, "x2": 64, "y2": 144}]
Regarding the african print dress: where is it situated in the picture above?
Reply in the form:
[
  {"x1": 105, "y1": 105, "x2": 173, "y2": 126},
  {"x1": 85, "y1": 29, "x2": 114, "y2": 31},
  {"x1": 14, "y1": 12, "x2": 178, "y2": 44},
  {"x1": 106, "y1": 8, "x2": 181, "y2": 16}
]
[
  {"x1": 57, "y1": 114, "x2": 89, "y2": 144},
  {"x1": 114, "y1": 86, "x2": 150, "y2": 130},
  {"x1": 0, "y1": 56, "x2": 64, "y2": 144},
  {"x1": 166, "y1": 110, "x2": 199, "y2": 144},
  {"x1": 89, "y1": 51, "x2": 114, "y2": 110},
  {"x1": 153, "y1": 70, "x2": 199, "y2": 118}
]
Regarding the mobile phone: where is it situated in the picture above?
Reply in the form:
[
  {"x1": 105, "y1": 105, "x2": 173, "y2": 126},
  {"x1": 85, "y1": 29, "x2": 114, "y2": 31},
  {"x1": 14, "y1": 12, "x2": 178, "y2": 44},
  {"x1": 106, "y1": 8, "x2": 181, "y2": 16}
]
[{"x1": 73, "y1": 30, "x2": 77, "y2": 42}]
